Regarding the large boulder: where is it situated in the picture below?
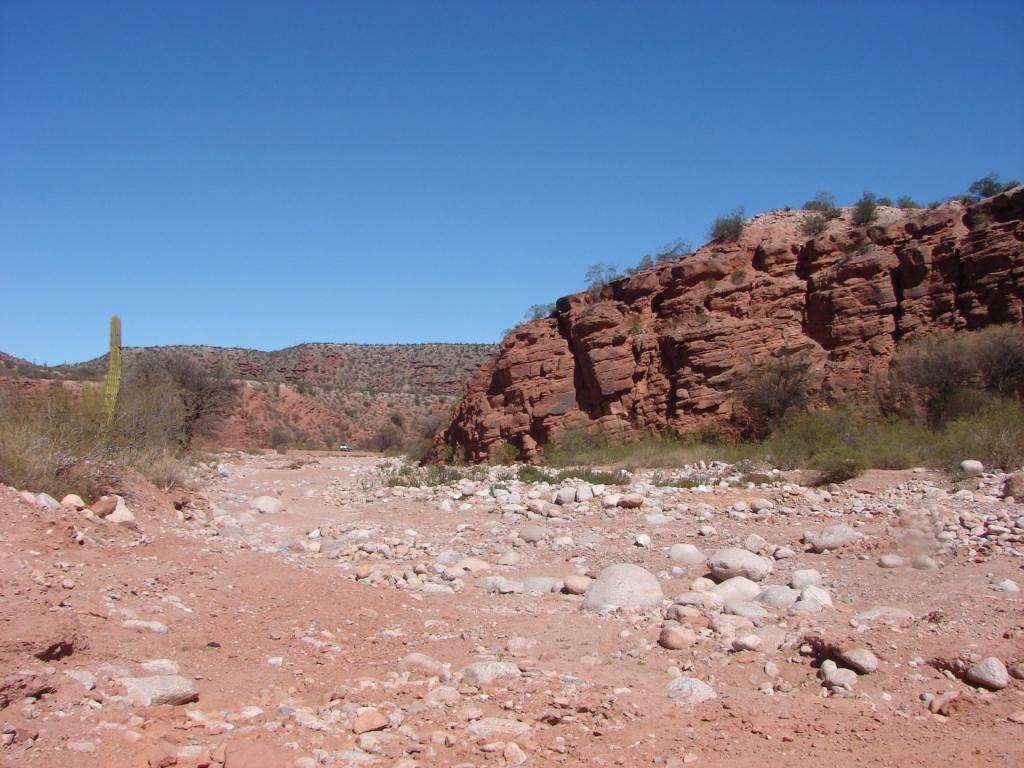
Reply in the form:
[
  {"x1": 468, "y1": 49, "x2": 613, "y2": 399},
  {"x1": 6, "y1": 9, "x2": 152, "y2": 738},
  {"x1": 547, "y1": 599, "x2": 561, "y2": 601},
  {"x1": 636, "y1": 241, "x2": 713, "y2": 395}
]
[
  {"x1": 707, "y1": 548, "x2": 772, "y2": 582},
  {"x1": 582, "y1": 564, "x2": 664, "y2": 612}
]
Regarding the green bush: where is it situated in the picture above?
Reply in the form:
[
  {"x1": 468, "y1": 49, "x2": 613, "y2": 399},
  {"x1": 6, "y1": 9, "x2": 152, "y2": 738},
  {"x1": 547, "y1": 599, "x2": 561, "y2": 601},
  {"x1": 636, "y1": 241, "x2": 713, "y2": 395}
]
[
  {"x1": 709, "y1": 207, "x2": 745, "y2": 242},
  {"x1": 897, "y1": 196, "x2": 919, "y2": 209},
  {"x1": 852, "y1": 191, "x2": 879, "y2": 226}
]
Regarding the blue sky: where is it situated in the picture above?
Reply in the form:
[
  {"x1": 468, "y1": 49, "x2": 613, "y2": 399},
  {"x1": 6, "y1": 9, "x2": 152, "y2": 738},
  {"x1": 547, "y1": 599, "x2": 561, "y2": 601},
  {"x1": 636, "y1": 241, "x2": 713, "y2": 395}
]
[{"x1": 2, "y1": 1, "x2": 1022, "y2": 364}]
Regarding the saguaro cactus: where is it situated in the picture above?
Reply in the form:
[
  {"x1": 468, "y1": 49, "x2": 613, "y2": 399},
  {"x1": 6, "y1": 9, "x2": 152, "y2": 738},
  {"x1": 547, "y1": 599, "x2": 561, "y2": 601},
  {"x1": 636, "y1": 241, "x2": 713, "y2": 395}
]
[{"x1": 104, "y1": 315, "x2": 122, "y2": 425}]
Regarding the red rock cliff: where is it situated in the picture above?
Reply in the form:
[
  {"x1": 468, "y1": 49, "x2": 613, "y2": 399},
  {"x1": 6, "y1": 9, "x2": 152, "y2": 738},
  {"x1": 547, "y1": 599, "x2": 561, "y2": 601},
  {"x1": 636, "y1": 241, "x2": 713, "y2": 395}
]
[{"x1": 440, "y1": 188, "x2": 1024, "y2": 461}]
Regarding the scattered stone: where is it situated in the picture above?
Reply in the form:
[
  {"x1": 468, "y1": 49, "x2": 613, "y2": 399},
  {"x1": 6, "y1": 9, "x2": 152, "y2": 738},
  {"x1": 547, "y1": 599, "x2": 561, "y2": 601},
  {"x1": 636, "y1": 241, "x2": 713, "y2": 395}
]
[{"x1": 877, "y1": 554, "x2": 905, "y2": 568}]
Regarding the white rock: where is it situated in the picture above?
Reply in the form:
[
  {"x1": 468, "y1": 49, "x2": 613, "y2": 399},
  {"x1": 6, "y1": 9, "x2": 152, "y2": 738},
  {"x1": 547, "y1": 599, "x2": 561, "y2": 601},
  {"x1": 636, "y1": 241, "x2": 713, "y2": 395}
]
[
  {"x1": 711, "y1": 576, "x2": 761, "y2": 602},
  {"x1": 460, "y1": 661, "x2": 521, "y2": 687},
  {"x1": 837, "y1": 648, "x2": 879, "y2": 674},
  {"x1": 582, "y1": 564, "x2": 664, "y2": 613},
  {"x1": 960, "y1": 459, "x2": 984, "y2": 477},
  {"x1": 119, "y1": 675, "x2": 198, "y2": 706},
  {"x1": 467, "y1": 717, "x2": 531, "y2": 738},
  {"x1": 634, "y1": 533, "x2": 652, "y2": 548},
  {"x1": 141, "y1": 659, "x2": 180, "y2": 675},
  {"x1": 965, "y1": 657, "x2": 1009, "y2": 690},
  {"x1": 122, "y1": 620, "x2": 168, "y2": 634},
  {"x1": 251, "y1": 495, "x2": 284, "y2": 514},
  {"x1": 789, "y1": 569, "x2": 822, "y2": 589},
  {"x1": 667, "y1": 676, "x2": 717, "y2": 706},
  {"x1": 669, "y1": 543, "x2": 706, "y2": 566},
  {"x1": 805, "y1": 524, "x2": 859, "y2": 553},
  {"x1": 707, "y1": 548, "x2": 772, "y2": 582}
]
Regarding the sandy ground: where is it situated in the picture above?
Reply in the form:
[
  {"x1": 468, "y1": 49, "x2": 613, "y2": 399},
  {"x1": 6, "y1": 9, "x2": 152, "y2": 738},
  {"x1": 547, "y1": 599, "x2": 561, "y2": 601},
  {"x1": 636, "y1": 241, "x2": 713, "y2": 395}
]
[{"x1": 1, "y1": 453, "x2": 1022, "y2": 767}]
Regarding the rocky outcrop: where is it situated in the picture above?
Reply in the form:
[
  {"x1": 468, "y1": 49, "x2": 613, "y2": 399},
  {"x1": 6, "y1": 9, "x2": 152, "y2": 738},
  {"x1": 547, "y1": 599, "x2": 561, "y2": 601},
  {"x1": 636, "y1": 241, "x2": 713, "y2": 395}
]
[{"x1": 440, "y1": 189, "x2": 1024, "y2": 461}]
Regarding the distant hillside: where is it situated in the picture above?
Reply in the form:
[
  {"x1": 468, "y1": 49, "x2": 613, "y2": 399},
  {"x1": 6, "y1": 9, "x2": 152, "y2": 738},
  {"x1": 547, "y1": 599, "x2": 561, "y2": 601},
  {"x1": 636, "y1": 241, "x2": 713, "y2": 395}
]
[
  {"x1": 4, "y1": 342, "x2": 496, "y2": 396},
  {"x1": 1, "y1": 342, "x2": 497, "y2": 451}
]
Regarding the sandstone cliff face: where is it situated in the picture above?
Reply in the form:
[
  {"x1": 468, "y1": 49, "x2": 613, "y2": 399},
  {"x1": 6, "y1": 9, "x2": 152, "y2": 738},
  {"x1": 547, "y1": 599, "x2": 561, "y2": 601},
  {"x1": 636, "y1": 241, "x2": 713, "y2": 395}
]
[{"x1": 441, "y1": 188, "x2": 1024, "y2": 462}]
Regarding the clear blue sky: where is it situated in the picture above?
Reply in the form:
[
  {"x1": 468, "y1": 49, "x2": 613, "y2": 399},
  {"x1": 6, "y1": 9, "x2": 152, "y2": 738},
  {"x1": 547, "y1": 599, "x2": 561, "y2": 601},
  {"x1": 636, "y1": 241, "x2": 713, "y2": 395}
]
[{"x1": 2, "y1": 1, "x2": 1022, "y2": 364}]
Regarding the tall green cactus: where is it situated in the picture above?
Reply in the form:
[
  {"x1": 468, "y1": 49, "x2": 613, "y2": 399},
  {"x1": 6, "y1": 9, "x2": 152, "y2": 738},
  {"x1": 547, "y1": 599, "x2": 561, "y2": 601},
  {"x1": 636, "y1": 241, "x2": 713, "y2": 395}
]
[{"x1": 103, "y1": 315, "x2": 122, "y2": 426}]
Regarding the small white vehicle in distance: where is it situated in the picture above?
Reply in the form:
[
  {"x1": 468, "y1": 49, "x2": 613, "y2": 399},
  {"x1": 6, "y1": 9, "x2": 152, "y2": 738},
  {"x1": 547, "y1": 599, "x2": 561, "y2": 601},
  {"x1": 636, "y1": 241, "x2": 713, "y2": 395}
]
[{"x1": 338, "y1": 443, "x2": 352, "y2": 452}]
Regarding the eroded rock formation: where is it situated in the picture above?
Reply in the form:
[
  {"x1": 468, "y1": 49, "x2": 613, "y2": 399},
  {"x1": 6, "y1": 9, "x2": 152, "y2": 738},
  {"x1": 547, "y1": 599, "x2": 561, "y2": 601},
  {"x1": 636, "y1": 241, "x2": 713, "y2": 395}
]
[{"x1": 440, "y1": 188, "x2": 1024, "y2": 461}]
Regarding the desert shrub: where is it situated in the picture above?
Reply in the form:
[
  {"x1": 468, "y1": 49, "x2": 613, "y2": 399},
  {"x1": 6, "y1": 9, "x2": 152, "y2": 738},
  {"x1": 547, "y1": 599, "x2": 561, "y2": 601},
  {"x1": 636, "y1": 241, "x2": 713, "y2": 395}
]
[
  {"x1": 654, "y1": 240, "x2": 693, "y2": 263},
  {"x1": 525, "y1": 303, "x2": 555, "y2": 321},
  {"x1": 265, "y1": 425, "x2": 294, "y2": 449},
  {"x1": 935, "y1": 398, "x2": 1024, "y2": 471},
  {"x1": 625, "y1": 254, "x2": 655, "y2": 276},
  {"x1": 852, "y1": 191, "x2": 879, "y2": 226},
  {"x1": 584, "y1": 263, "x2": 621, "y2": 295},
  {"x1": 378, "y1": 462, "x2": 480, "y2": 487},
  {"x1": 968, "y1": 173, "x2": 1020, "y2": 200},
  {"x1": 0, "y1": 388, "x2": 104, "y2": 499},
  {"x1": 132, "y1": 353, "x2": 239, "y2": 447},
  {"x1": 737, "y1": 352, "x2": 814, "y2": 436},
  {"x1": 517, "y1": 465, "x2": 550, "y2": 483},
  {"x1": 490, "y1": 440, "x2": 520, "y2": 465},
  {"x1": 765, "y1": 406, "x2": 930, "y2": 482},
  {"x1": 877, "y1": 197, "x2": 894, "y2": 207},
  {"x1": 543, "y1": 428, "x2": 749, "y2": 470},
  {"x1": 897, "y1": 196, "x2": 919, "y2": 209},
  {"x1": 891, "y1": 326, "x2": 1024, "y2": 423},
  {"x1": 709, "y1": 207, "x2": 745, "y2": 242},
  {"x1": 801, "y1": 213, "x2": 830, "y2": 236},
  {"x1": 730, "y1": 268, "x2": 747, "y2": 285},
  {"x1": 803, "y1": 192, "x2": 841, "y2": 220}
]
